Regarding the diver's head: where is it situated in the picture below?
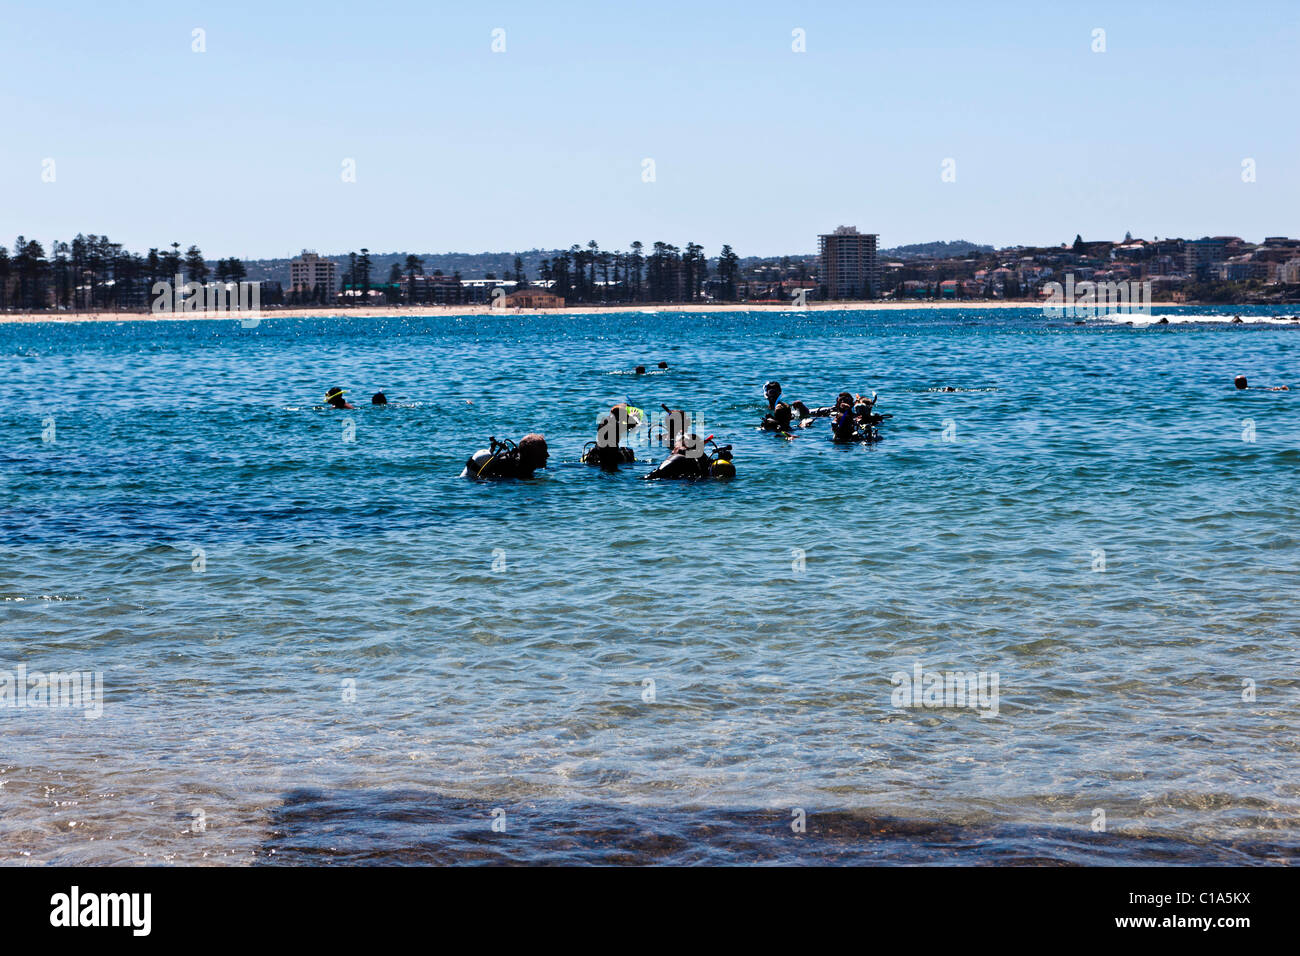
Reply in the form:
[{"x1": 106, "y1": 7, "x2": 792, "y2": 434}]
[
  {"x1": 611, "y1": 402, "x2": 641, "y2": 427},
  {"x1": 791, "y1": 400, "x2": 810, "y2": 418},
  {"x1": 518, "y1": 433, "x2": 549, "y2": 469},
  {"x1": 371, "y1": 391, "x2": 388, "y2": 405},
  {"x1": 596, "y1": 413, "x2": 623, "y2": 448},
  {"x1": 635, "y1": 365, "x2": 646, "y2": 375},
  {"x1": 325, "y1": 387, "x2": 350, "y2": 409},
  {"x1": 657, "y1": 361, "x2": 668, "y2": 369},
  {"x1": 663, "y1": 407, "x2": 687, "y2": 448},
  {"x1": 1234, "y1": 375, "x2": 1249, "y2": 390},
  {"x1": 853, "y1": 403, "x2": 870, "y2": 418},
  {"x1": 675, "y1": 433, "x2": 704, "y2": 458},
  {"x1": 774, "y1": 402, "x2": 793, "y2": 426},
  {"x1": 763, "y1": 381, "x2": 782, "y2": 407},
  {"x1": 836, "y1": 391, "x2": 854, "y2": 408}
]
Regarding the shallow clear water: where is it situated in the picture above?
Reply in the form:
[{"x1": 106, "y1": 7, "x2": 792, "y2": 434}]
[{"x1": 1, "y1": 306, "x2": 1297, "y2": 865}]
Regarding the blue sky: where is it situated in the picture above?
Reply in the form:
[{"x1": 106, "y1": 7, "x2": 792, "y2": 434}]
[{"x1": 2, "y1": 0, "x2": 1297, "y2": 259}]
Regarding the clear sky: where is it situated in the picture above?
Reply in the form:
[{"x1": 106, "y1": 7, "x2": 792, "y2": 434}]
[{"x1": 2, "y1": 0, "x2": 1297, "y2": 259}]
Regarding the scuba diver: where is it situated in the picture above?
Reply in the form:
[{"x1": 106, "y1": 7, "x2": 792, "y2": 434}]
[
  {"x1": 763, "y1": 381, "x2": 783, "y2": 410},
  {"x1": 644, "y1": 434, "x2": 735, "y2": 480},
  {"x1": 609, "y1": 402, "x2": 644, "y2": 428},
  {"x1": 582, "y1": 411, "x2": 637, "y2": 469},
  {"x1": 650, "y1": 404, "x2": 691, "y2": 452},
  {"x1": 324, "y1": 387, "x2": 355, "y2": 409},
  {"x1": 831, "y1": 393, "x2": 887, "y2": 443},
  {"x1": 760, "y1": 402, "x2": 796, "y2": 436},
  {"x1": 465, "y1": 433, "x2": 550, "y2": 479},
  {"x1": 371, "y1": 391, "x2": 388, "y2": 405}
]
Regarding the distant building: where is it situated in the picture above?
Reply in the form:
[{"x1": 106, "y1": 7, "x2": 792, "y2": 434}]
[
  {"x1": 506, "y1": 287, "x2": 565, "y2": 309},
  {"x1": 1184, "y1": 238, "x2": 1228, "y2": 280},
  {"x1": 289, "y1": 251, "x2": 337, "y2": 296},
  {"x1": 818, "y1": 226, "x2": 881, "y2": 299},
  {"x1": 406, "y1": 274, "x2": 463, "y2": 305}
]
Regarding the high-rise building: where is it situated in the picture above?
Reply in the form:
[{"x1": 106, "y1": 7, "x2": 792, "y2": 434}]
[
  {"x1": 289, "y1": 251, "x2": 337, "y2": 295},
  {"x1": 818, "y1": 226, "x2": 881, "y2": 299},
  {"x1": 1183, "y1": 237, "x2": 1228, "y2": 280}
]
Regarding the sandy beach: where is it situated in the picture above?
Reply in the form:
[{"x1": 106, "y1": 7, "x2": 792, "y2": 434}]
[{"x1": 0, "y1": 299, "x2": 1076, "y2": 324}]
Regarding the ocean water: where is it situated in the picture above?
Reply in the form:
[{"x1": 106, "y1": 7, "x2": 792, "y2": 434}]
[{"x1": 1, "y1": 306, "x2": 1297, "y2": 865}]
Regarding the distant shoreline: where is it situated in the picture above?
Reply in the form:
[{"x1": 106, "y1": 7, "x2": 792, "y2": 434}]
[{"x1": 0, "y1": 299, "x2": 1210, "y2": 324}]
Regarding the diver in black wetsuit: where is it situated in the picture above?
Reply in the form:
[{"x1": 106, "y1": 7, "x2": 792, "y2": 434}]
[
  {"x1": 831, "y1": 396, "x2": 885, "y2": 443},
  {"x1": 583, "y1": 411, "x2": 636, "y2": 469},
  {"x1": 645, "y1": 435, "x2": 735, "y2": 480},
  {"x1": 465, "y1": 433, "x2": 550, "y2": 479},
  {"x1": 760, "y1": 402, "x2": 796, "y2": 435},
  {"x1": 763, "y1": 381, "x2": 782, "y2": 410}
]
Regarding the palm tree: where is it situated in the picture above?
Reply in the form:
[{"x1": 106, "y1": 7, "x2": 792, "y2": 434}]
[{"x1": 404, "y1": 254, "x2": 424, "y2": 304}]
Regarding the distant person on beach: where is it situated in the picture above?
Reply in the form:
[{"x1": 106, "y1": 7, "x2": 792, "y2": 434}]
[
  {"x1": 465, "y1": 433, "x2": 550, "y2": 479},
  {"x1": 371, "y1": 392, "x2": 388, "y2": 405},
  {"x1": 324, "y1": 387, "x2": 354, "y2": 409},
  {"x1": 763, "y1": 381, "x2": 782, "y2": 410},
  {"x1": 1235, "y1": 375, "x2": 1289, "y2": 391}
]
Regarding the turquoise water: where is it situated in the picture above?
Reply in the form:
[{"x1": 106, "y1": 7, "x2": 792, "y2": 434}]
[{"x1": 2, "y1": 306, "x2": 1298, "y2": 865}]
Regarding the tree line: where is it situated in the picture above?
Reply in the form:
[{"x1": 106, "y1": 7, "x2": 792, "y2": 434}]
[
  {"x1": 335, "y1": 240, "x2": 745, "y2": 304},
  {"x1": 1, "y1": 233, "x2": 750, "y2": 311},
  {"x1": 0, "y1": 234, "x2": 248, "y2": 311}
]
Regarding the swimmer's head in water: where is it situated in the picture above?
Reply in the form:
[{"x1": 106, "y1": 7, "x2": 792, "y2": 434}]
[
  {"x1": 763, "y1": 381, "x2": 782, "y2": 399},
  {"x1": 657, "y1": 361, "x2": 668, "y2": 369},
  {"x1": 1234, "y1": 375, "x2": 1249, "y2": 389},
  {"x1": 836, "y1": 391, "x2": 854, "y2": 408},
  {"x1": 773, "y1": 402, "x2": 793, "y2": 427},
  {"x1": 371, "y1": 392, "x2": 388, "y2": 405},
  {"x1": 635, "y1": 366, "x2": 646, "y2": 375},
  {"x1": 518, "y1": 433, "x2": 549, "y2": 468},
  {"x1": 791, "y1": 400, "x2": 810, "y2": 417},
  {"x1": 325, "y1": 387, "x2": 350, "y2": 408}
]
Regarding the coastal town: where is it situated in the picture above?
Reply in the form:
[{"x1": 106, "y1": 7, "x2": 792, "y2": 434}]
[{"x1": 3, "y1": 227, "x2": 1300, "y2": 314}]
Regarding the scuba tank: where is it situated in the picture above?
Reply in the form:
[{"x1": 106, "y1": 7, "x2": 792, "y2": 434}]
[
  {"x1": 466, "y1": 436, "x2": 519, "y2": 478},
  {"x1": 644, "y1": 434, "x2": 735, "y2": 480},
  {"x1": 704, "y1": 439, "x2": 736, "y2": 478}
]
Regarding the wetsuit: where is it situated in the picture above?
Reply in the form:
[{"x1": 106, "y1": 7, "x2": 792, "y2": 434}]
[
  {"x1": 583, "y1": 444, "x2": 635, "y2": 468},
  {"x1": 645, "y1": 449, "x2": 709, "y2": 480},
  {"x1": 465, "y1": 448, "x2": 542, "y2": 479}
]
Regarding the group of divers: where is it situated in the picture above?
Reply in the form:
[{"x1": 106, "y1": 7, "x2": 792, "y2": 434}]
[
  {"x1": 319, "y1": 373, "x2": 893, "y2": 481},
  {"x1": 319, "y1": 370, "x2": 1287, "y2": 482}
]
